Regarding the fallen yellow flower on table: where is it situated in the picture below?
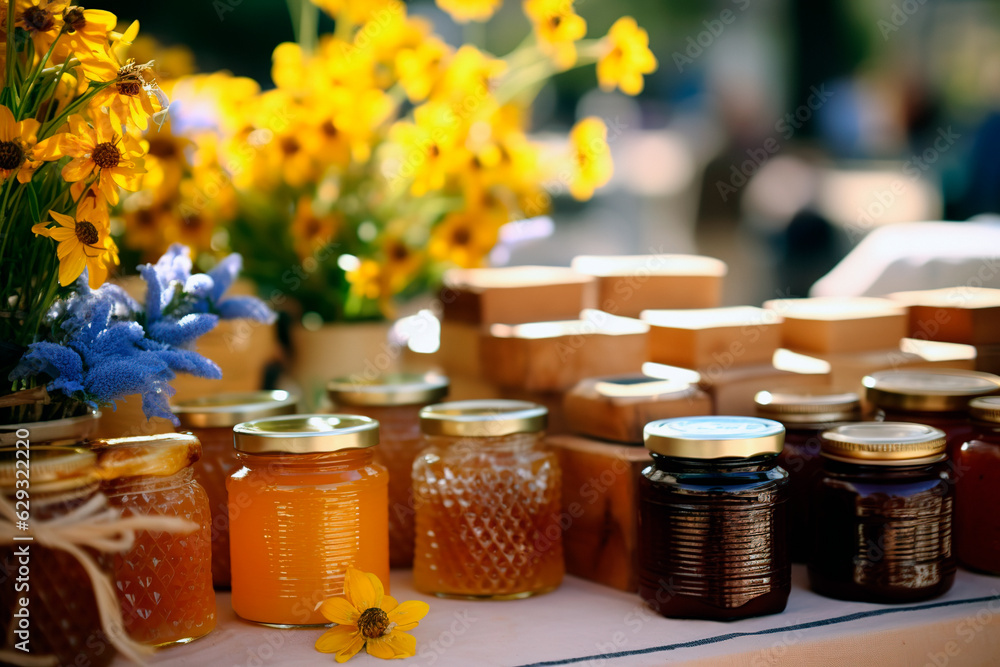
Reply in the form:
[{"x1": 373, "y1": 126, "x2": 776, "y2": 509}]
[{"x1": 315, "y1": 567, "x2": 430, "y2": 662}]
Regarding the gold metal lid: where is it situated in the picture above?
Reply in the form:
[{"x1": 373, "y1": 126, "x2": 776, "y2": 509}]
[
  {"x1": 593, "y1": 375, "x2": 698, "y2": 400},
  {"x1": 969, "y1": 396, "x2": 1000, "y2": 423},
  {"x1": 234, "y1": 414, "x2": 380, "y2": 453},
  {"x1": 419, "y1": 400, "x2": 547, "y2": 437},
  {"x1": 643, "y1": 416, "x2": 785, "y2": 459},
  {"x1": 90, "y1": 433, "x2": 202, "y2": 479},
  {"x1": 0, "y1": 446, "x2": 96, "y2": 491},
  {"x1": 755, "y1": 389, "x2": 862, "y2": 424},
  {"x1": 172, "y1": 390, "x2": 299, "y2": 428},
  {"x1": 821, "y1": 422, "x2": 946, "y2": 465},
  {"x1": 328, "y1": 372, "x2": 450, "y2": 407},
  {"x1": 864, "y1": 369, "x2": 1000, "y2": 412}
]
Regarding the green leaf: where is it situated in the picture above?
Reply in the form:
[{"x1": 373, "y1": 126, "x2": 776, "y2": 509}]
[{"x1": 26, "y1": 183, "x2": 40, "y2": 222}]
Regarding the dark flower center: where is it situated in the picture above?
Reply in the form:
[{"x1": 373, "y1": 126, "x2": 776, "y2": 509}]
[
  {"x1": 428, "y1": 143, "x2": 440, "y2": 158},
  {"x1": 357, "y1": 607, "x2": 389, "y2": 639},
  {"x1": 451, "y1": 226, "x2": 472, "y2": 246},
  {"x1": 22, "y1": 6, "x2": 54, "y2": 32},
  {"x1": 75, "y1": 221, "x2": 99, "y2": 245},
  {"x1": 321, "y1": 120, "x2": 338, "y2": 138},
  {"x1": 280, "y1": 136, "x2": 301, "y2": 155},
  {"x1": 63, "y1": 7, "x2": 86, "y2": 32},
  {"x1": 147, "y1": 137, "x2": 178, "y2": 158},
  {"x1": 0, "y1": 141, "x2": 25, "y2": 170},
  {"x1": 550, "y1": 15, "x2": 562, "y2": 28},
  {"x1": 304, "y1": 218, "x2": 323, "y2": 238},
  {"x1": 92, "y1": 142, "x2": 121, "y2": 169},
  {"x1": 117, "y1": 80, "x2": 142, "y2": 97},
  {"x1": 135, "y1": 208, "x2": 156, "y2": 228}
]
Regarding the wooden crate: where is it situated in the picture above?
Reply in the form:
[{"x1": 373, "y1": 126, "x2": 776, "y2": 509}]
[
  {"x1": 763, "y1": 296, "x2": 908, "y2": 354},
  {"x1": 889, "y1": 287, "x2": 1000, "y2": 345},
  {"x1": 642, "y1": 306, "x2": 783, "y2": 370}
]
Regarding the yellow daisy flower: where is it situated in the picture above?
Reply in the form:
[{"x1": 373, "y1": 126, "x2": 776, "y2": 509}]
[
  {"x1": 15, "y1": 0, "x2": 66, "y2": 57},
  {"x1": 70, "y1": 181, "x2": 109, "y2": 226},
  {"x1": 429, "y1": 208, "x2": 501, "y2": 268},
  {"x1": 291, "y1": 195, "x2": 340, "y2": 260},
  {"x1": 314, "y1": 567, "x2": 429, "y2": 663},
  {"x1": 435, "y1": 0, "x2": 501, "y2": 23},
  {"x1": 395, "y1": 36, "x2": 450, "y2": 103},
  {"x1": 0, "y1": 104, "x2": 61, "y2": 183},
  {"x1": 597, "y1": 17, "x2": 657, "y2": 96},
  {"x1": 88, "y1": 58, "x2": 164, "y2": 130},
  {"x1": 568, "y1": 117, "x2": 612, "y2": 200},
  {"x1": 56, "y1": 5, "x2": 119, "y2": 80},
  {"x1": 55, "y1": 114, "x2": 147, "y2": 205},
  {"x1": 31, "y1": 209, "x2": 119, "y2": 288},
  {"x1": 524, "y1": 0, "x2": 587, "y2": 69}
]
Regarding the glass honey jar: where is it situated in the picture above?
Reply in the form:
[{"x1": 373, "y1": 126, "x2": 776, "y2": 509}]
[
  {"x1": 328, "y1": 373, "x2": 449, "y2": 568},
  {"x1": 0, "y1": 446, "x2": 114, "y2": 666},
  {"x1": 92, "y1": 433, "x2": 216, "y2": 646},
  {"x1": 637, "y1": 416, "x2": 791, "y2": 621},
  {"x1": 809, "y1": 422, "x2": 955, "y2": 603},
  {"x1": 955, "y1": 397, "x2": 1000, "y2": 574},
  {"x1": 228, "y1": 415, "x2": 389, "y2": 626},
  {"x1": 172, "y1": 390, "x2": 299, "y2": 588},
  {"x1": 412, "y1": 400, "x2": 563, "y2": 599},
  {"x1": 755, "y1": 389, "x2": 862, "y2": 563}
]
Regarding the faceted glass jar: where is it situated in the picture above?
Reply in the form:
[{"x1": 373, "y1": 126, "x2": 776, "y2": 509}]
[
  {"x1": 412, "y1": 400, "x2": 563, "y2": 599},
  {"x1": 173, "y1": 390, "x2": 298, "y2": 588},
  {"x1": 95, "y1": 434, "x2": 216, "y2": 646},
  {"x1": 0, "y1": 446, "x2": 114, "y2": 666},
  {"x1": 637, "y1": 416, "x2": 790, "y2": 621},
  {"x1": 809, "y1": 423, "x2": 955, "y2": 603},
  {"x1": 228, "y1": 415, "x2": 388, "y2": 626},
  {"x1": 955, "y1": 397, "x2": 1000, "y2": 574},
  {"x1": 328, "y1": 373, "x2": 449, "y2": 568}
]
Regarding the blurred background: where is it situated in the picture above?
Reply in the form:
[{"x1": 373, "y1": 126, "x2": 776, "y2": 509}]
[{"x1": 101, "y1": 0, "x2": 1000, "y2": 305}]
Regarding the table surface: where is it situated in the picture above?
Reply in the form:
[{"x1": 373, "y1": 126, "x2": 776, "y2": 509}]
[{"x1": 115, "y1": 567, "x2": 1000, "y2": 667}]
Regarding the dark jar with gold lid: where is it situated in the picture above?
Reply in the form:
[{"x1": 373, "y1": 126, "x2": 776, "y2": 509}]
[
  {"x1": 755, "y1": 389, "x2": 862, "y2": 564},
  {"x1": 0, "y1": 446, "x2": 114, "y2": 666},
  {"x1": 809, "y1": 422, "x2": 955, "y2": 603},
  {"x1": 637, "y1": 416, "x2": 790, "y2": 621},
  {"x1": 955, "y1": 397, "x2": 1000, "y2": 574}
]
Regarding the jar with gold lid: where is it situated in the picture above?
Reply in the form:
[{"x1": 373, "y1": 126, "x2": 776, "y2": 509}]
[
  {"x1": 755, "y1": 389, "x2": 862, "y2": 563},
  {"x1": 809, "y1": 422, "x2": 955, "y2": 603},
  {"x1": 865, "y1": 369, "x2": 1000, "y2": 455},
  {"x1": 955, "y1": 397, "x2": 1000, "y2": 574},
  {"x1": 412, "y1": 400, "x2": 563, "y2": 599},
  {"x1": 0, "y1": 446, "x2": 114, "y2": 666},
  {"x1": 172, "y1": 390, "x2": 298, "y2": 587},
  {"x1": 228, "y1": 414, "x2": 388, "y2": 626},
  {"x1": 637, "y1": 416, "x2": 790, "y2": 620},
  {"x1": 92, "y1": 433, "x2": 216, "y2": 646},
  {"x1": 328, "y1": 373, "x2": 448, "y2": 568}
]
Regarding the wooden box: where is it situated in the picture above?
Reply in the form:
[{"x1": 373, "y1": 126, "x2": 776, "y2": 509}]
[
  {"x1": 763, "y1": 296, "x2": 908, "y2": 354},
  {"x1": 547, "y1": 434, "x2": 652, "y2": 592},
  {"x1": 975, "y1": 344, "x2": 1000, "y2": 375},
  {"x1": 437, "y1": 320, "x2": 486, "y2": 377},
  {"x1": 563, "y1": 375, "x2": 712, "y2": 443},
  {"x1": 440, "y1": 266, "x2": 597, "y2": 325},
  {"x1": 889, "y1": 287, "x2": 1000, "y2": 345},
  {"x1": 642, "y1": 306, "x2": 783, "y2": 370},
  {"x1": 572, "y1": 254, "x2": 726, "y2": 318},
  {"x1": 480, "y1": 311, "x2": 649, "y2": 392}
]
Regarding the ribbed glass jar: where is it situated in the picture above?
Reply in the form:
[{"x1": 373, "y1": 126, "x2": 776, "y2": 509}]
[
  {"x1": 955, "y1": 397, "x2": 1000, "y2": 574},
  {"x1": 412, "y1": 400, "x2": 563, "y2": 599},
  {"x1": 637, "y1": 416, "x2": 790, "y2": 621}
]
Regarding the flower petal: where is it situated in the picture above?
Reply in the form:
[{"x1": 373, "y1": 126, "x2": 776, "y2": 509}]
[
  {"x1": 367, "y1": 572, "x2": 385, "y2": 608},
  {"x1": 336, "y1": 633, "x2": 366, "y2": 663},
  {"x1": 386, "y1": 600, "x2": 429, "y2": 631},
  {"x1": 0, "y1": 105, "x2": 13, "y2": 142},
  {"x1": 366, "y1": 630, "x2": 417, "y2": 659},
  {"x1": 344, "y1": 567, "x2": 378, "y2": 611},
  {"x1": 381, "y1": 595, "x2": 399, "y2": 613},
  {"x1": 62, "y1": 158, "x2": 94, "y2": 182},
  {"x1": 315, "y1": 625, "x2": 359, "y2": 654},
  {"x1": 58, "y1": 249, "x2": 86, "y2": 286},
  {"x1": 318, "y1": 596, "x2": 359, "y2": 626}
]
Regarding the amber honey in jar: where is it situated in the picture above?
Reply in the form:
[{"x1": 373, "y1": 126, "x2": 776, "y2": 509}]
[
  {"x1": 755, "y1": 389, "x2": 862, "y2": 563},
  {"x1": 865, "y1": 369, "x2": 1000, "y2": 456},
  {"x1": 92, "y1": 433, "x2": 216, "y2": 646},
  {"x1": 172, "y1": 390, "x2": 298, "y2": 587},
  {"x1": 328, "y1": 373, "x2": 449, "y2": 568},
  {"x1": 809, "y1": 422, "x2": 955, "y2": 603},
  {"x1": 637, "y1": 416, "x2": 790, "y2": 621},
  {"x1": 955, "y1": 397, "x2": 1000, "y2": 574},
  {"x1": 0, "y1": 446, "x2": 114, "y2": 666},
  {"x1": 413, "y1": 400, "x2": 563, "y2": 599},
  {"x1": 228, "y1": 415, "x2": 389, "y2": 626}
]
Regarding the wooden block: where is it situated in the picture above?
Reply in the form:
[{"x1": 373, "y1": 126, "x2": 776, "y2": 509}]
[
  {"x1": 763, "y1": 296, "x2": 908, "y2": 354},
  {"x1": 563, "y1": 375, "x2": 712, "y2": 444},
  {"x1": 547, "y1": 434, "x2": 651, "y2": 592},
  {"x1": 440, "y1": 266, "x2": 597, "y2": 325},
  {"x1": 571, "y1": 254, "x2": 726, "y2": 318},
  {"x1": 889, "y1": 287, "x2": 1000, "y2": 345},
  {"x1": 642, "y1": 306, "x2": 783, "y2": 370},
  {"x1": 500, "y1": 388, "x2": 570, "y2": 435},
  {"x1": 438, "y1": 321, "x2": 485, "y2": 377},
  {"x1": 975, "y1": 344, "x2": 1000, "y2": 375},
  {"x1": 480, "y1": 311, "x2": 649, "y2": 392}
]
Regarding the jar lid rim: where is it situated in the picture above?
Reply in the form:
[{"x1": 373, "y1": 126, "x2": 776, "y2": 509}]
[
  {"x1": 328, "y1": 372, "x2": 449, "y2": 406},
  {"x1": 864, "y1": 369, "x2": 1000, "y2": 412},
  {"x1": 172, "y1": 390, "x2": 299, "y2": 427},
  {"x1": 0, "y1": 446, "x2": 95, "y2": 488},
  {"x1": 420, "y1": 400, "x2": 547, "y2": 437},
  {"x1": 91, "y1": 433, "x2": 201, "y2": 479},
  {"x1": 644, "y1": 416, "x2": 784, "y2": 459},
  {"x1": 234, "y1": 414, "x2": 380, "y2": 453},
  {"x1": 821, "y1": 421, "x2": 946, "y2": 462}
]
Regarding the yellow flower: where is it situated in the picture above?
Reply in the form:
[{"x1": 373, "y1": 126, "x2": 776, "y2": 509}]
[
  {"x1": 54, "y1": 114, "x2": 146, "y2": 205},
  {"x1": 390, "y1": 102, "x2": 463, "y2": 196},
  {"x1": 597, "y1": 17, "x2": 657, "y2": 96},
  {"x1": 15, "y1": 0, "x2": 66, "y2": 57},
  {"x1": 31, "y1": 209, "x2": 118, "y2": 287},
  {"x1": 70, "y1": 181, "x2": 109, "y2": 226},
  {"x1": 381, "y1": 234, "x2": 422, "y2": 295},
  {"x1": 429, "y1": 208, "x2": 501, "y2": 268},
  {"x1": 310, "y1": 0, "x2": 398, "y2": 24},
  {"x1": 88, "y1": 58, "x2": 165, "y2": 130},
  {"x1": 346, "y1": 259, "x2": 383, "y2": 302},
  {"x1": 291, "y1": 195, "x2": 340, "y2": 259},
  {"x1": 56, "y1": 6, "x2": 118, "y2": 80},
  {"x1": 524, "y1": 0, "x2": 586, "y2": 69},
  {"x1": 435, "y1": 0, "x2": 501, "y2": 23},
  {"x1": 395, "y1": 36, "x2": 450, "y2": 102},
  {"x1": 568, "y1": 117, "x2": 612, "y2": 200},
  {"x1": 314, "y1": 567, "x2": 429, "y2": 662},
  {"x1": 0, "y1": 104, "x2": 61, "y2": 183}
]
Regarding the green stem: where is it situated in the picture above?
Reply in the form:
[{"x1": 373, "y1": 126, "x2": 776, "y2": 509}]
[
  {"x1": 5, "y1": 1, "x2": 16, "y2": 96},
  {"x1": 17, "y1": 33, "x2": 64, "y2": 119},
  {"x1": 40, "y1": 81, "x2": 113, "y2": 137}
]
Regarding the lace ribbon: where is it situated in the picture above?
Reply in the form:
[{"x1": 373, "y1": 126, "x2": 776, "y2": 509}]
[{"x1": 0, "y1": 493, "x2": 198, "y2": 666}]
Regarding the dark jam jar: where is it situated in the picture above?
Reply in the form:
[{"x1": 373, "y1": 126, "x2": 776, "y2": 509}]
[
  {"x1": 0, "y1": 446, "x2": 114, "y2": 667},
  {"x1": 755, "y1": 389, "x2": 862, "y2": 564},
  {"x1": 955, "y1": 397, "x2": 1000, "y2": 574},
  {"x1": 638, "y1": 416, "x2": 790, "y2": 621},
  {"x1": 809, "y1": 422, "x2": 955, "y2": 603},
  {"x1": 865, "y1": 369, "x2": 1000, "y2": 457}
]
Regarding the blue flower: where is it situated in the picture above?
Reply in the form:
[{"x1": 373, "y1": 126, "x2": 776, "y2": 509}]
[{"x1": 147, "y1": 313, "x2": 219, "y2": 348}]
